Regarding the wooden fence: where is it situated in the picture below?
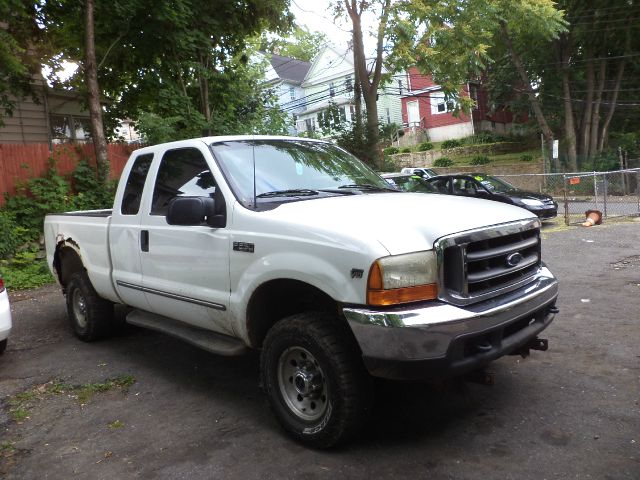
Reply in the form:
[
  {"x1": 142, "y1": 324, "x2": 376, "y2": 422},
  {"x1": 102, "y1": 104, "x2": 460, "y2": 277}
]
[{"x1": 0, "y1": 143, "x2": 142, "y2": 205}]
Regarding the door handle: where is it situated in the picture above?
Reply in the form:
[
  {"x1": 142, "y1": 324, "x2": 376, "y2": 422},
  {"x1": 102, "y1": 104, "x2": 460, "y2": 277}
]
[{"x1": 140, "y1": 230, "x2": 149, "y2": 252}]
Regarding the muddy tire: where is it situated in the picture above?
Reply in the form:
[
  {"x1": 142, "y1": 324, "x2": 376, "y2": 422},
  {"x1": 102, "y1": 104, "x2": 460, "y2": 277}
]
[
  {"x1": 260, "y1": 312, "x2": 372, "y2": 448},
  {"x1": 66, "y1": 271, "x2": 114, "y2": 342}
]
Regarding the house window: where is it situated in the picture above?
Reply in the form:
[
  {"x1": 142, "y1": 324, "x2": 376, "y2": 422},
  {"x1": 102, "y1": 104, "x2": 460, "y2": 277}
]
[
  {"x1": 340, "y1": 107, "x2": 347, "y2": 123},
  {"x1": 431, "y1": 93, "x2": 455, "y2": 115},
  {"x1": 50, "y1": 115, "x2": 91, "y2": 143},
  {"x1": 386, "y1": 108, "x2": 391, "y2": 124},
  {"x1": 398, "y1": 80, "x2": 404, "y2": 95},
  {"x1": 329, "y1": 82, "x2": 335, "y2": 97},
  {"x1": 345, "y1": 77, "x2": 352, "y2": 92},
  {"x1": 350, "y1": 105, "x2": 356, "y2": 122},
  {"x1": 289, "y1": 87, "x2": 296, "y2": 100},
  {"x1": 305, "y1": 118, "x2": 313, "y2": 132}
]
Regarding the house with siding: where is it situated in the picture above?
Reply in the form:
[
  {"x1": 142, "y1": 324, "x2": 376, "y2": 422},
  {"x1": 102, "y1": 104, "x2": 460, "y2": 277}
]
[
  {"x1": 263, "y1": 53, "x2": 311, "y2": 136},
  {"x1": 0, "y1": 75, "x2": 93, "y2": 146},
  {"x1": 400, "y1": 67, "x2": 522, "y2": 143},
  {"x1": 295, "y1": 45, "x2": 403, "y2": 136}
]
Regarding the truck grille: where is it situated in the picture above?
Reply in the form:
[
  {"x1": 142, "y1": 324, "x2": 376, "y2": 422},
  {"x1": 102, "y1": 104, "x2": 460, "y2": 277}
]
[{"x1": 436, "y1": 219, "x2": 541, "y2": 306}]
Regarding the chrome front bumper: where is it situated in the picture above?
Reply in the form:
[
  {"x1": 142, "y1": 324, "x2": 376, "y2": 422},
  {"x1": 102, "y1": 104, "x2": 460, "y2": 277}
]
[{"x1": 343, "y1": 266, "x2": 558, "y2": 380}]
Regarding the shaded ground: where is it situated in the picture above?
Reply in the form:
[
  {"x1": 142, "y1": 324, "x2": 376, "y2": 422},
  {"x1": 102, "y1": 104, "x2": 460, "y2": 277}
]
[{"x1": 1, "y1": 220, "x2": 639, "y2": 479}]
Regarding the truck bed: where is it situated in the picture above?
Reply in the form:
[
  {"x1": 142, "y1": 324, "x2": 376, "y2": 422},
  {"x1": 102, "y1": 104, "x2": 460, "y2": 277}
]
[{"x1": 44, "y1": 211, "x2": 119, "y2": 303}]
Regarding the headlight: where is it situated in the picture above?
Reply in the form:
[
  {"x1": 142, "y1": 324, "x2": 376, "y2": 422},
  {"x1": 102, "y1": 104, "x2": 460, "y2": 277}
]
[
  {"x1": 520, "y1": 198, "x2": 544, "y2": 207},
  {"x1": 367, "y1": 251, "x2": 438, "y2": 306}
]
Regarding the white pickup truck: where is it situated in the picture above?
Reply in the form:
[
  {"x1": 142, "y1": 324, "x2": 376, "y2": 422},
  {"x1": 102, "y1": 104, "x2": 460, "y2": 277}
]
[{"x1": 45, "y1": 136, "x2": 558, "y2": 447}]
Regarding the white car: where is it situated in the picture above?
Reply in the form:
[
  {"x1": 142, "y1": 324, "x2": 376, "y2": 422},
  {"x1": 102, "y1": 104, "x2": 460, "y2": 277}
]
[
  {"x1": 400, "y1": 167, "x2": 438, "y2": 178},
  {"x1": 0, "y1": 276, "x2": 12, "y2": 354}
]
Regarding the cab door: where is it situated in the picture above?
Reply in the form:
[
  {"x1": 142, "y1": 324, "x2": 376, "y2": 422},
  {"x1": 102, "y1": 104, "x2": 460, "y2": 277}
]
[
  {"x1": 138, "y1": 146, "x2": 232, "y2": 335},
  {"x1": 110, "y1": 152, "x2": 154, "y2": 311}
]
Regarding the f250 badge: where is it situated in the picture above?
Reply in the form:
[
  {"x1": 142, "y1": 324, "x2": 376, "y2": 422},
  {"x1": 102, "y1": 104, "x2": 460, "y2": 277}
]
[{"x1": 233, "y1": 242, "x2": 255, "y2": 253}]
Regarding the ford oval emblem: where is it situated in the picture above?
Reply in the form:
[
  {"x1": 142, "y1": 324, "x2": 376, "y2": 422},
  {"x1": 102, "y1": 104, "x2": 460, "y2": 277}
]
[{"x1": 506, "y1": 252, "x2": 523, "y2": 268}]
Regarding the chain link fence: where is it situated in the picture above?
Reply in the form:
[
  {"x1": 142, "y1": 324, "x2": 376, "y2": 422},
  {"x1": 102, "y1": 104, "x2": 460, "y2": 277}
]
[{"x1": 496, "y1": 165, "x2": 640, "y2": 225}]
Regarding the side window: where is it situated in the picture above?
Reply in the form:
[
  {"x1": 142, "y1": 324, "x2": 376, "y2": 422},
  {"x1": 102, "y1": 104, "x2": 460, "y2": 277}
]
[
  {"x1": 121, "y1": 153, "x2": 153, "y2": 215},
  {"x1": 150, "y1": 148, "x2": 217, "y2": 216}
]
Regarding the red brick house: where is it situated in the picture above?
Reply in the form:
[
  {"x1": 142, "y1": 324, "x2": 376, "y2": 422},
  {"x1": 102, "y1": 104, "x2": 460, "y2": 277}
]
[{"x1": 399, "y1": 67, "x2": 522, "y2": 143}]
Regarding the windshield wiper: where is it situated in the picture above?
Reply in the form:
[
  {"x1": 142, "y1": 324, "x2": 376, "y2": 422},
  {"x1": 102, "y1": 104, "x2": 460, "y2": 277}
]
[
  {"x1": 337, "y1": 183, "x2": 399, "y2": 192},
  {"x1": 256, "y1": 189, "x2": 319, "y2": 198}
]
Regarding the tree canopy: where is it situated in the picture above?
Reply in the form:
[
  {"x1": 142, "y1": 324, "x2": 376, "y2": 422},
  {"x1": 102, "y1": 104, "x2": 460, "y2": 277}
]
[{"x1": 37, "y1": 0, "x2": 294, "y2": 142}]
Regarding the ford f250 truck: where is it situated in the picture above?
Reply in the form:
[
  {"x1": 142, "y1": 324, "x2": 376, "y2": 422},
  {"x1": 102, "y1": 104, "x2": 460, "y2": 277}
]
[{"x1": 45, "y1": 136, "x2": 558, "y2": 448}]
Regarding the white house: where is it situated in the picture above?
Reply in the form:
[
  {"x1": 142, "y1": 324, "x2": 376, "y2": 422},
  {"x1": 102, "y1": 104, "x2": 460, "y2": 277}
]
[
  {"x1": 263, "y1": 53, "x2": 311, "y2": 136},
  {"x1": 295, "y1": 45, "x2": 403, "y2": 136}
]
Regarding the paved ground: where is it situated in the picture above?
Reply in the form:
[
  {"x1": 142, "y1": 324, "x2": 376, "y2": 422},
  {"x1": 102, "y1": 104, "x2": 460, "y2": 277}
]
[{"x1": 1, "y1": 219, "x2": 639, "y2": 479}]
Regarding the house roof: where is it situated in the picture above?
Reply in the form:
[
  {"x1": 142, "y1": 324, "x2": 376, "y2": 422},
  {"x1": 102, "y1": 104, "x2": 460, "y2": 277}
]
[{"x1": 269, "y1": 54, "x2": 311, "y2": 85}]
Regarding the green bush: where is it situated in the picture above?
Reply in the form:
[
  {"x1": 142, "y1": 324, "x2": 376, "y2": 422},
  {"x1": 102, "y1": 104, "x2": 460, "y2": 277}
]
[
  {"x1": 471, "y1": 155, "x2": 491, "y2": 166},
  {"x1": 441, "y1": 139, "x2": 462, "y2": 149},
  {"x1": 468, "y1": 132, "x2": 510, "y2": 144},
  {"x1": 0, "y1": 211, "x2": 21, "y2": 259},
  {"x1": 520, "y1": 154, "x2": 534, "y2": 162},
  {"x1": 0, "y1": 251, "x2": 54, "y2": 290},
  {"x1": 381, "y1": 155, "x2": 400, "y2": 172},
  {"x1": 418, "y1": 141, "x2": 434, "y2": 151},
  {"x1": 3, "y1": 165, "x2": 71, "y2": 242},
  {"x1": 400, "y1": 147, "x2": 412, "y2": 153},
  {"x1": 433, "y1": 157, "x2": 454, "y2": 167},
  {"x1": 383, "y1": 146, "x2": 400, "y2": 156},
  {"x1": 1, "y1": 157, "x2": 116, "y2": 266}
]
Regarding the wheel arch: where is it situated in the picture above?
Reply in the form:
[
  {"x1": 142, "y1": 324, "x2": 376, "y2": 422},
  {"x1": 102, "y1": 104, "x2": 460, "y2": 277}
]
[
  {"x1": 53, "y1": 240, "x2": 86, "y2": 292},
  {"x1": 246, "y1": 279, "x2": 342, "y2": 349}
]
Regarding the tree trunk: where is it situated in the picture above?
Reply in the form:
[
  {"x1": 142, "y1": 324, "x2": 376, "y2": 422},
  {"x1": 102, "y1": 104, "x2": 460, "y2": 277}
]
[
  {"x1": 598, "y1": 22, "x2": 630, "y2": 153},
  {"x1": 558, "y1": 35, "x2": 577, "y2": 171},
  {"x1": 84, "y1": 0, "x2": 109, "y2": 185},
  {"x1": 578, "y1": 55, "x2": 594, "y2": 159},
  {"x1": 199, "y1": 54, "x2": 212, "y2": 136},
  {"x1": 345, "y1": 0, "x2": 390, "y2": 169},
  {"x1": 588, "y1": 59, "x2": 606, "y2": 161},
  {"x1": 352, "y1": 42, "x2": 363, "y2": 144},
  {"x1": 500, "y1": 21, "x2": 558, "y2": 171},
  {"x1": 598, "y1": 59, "x2": 624, "y2": 153}
]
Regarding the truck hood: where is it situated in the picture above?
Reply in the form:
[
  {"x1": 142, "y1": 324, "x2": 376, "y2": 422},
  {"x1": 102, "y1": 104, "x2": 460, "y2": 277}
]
[{"x1": 268, "y1": 192, "x2": 537, "y2": 255}]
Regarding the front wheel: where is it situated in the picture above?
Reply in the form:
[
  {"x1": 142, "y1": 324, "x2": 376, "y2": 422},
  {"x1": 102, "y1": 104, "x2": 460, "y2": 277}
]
[
  {"x1": 66, "y1": 271, "x2": 114, "y2": 341},
  {"x1": 260, "y1": 312, "x2": 372, "y2": 448}
]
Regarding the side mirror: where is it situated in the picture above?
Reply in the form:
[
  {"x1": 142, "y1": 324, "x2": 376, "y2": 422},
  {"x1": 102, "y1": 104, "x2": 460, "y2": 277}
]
[{"x1": 166, "y1": 196, "x2": 226, "y2": 228}]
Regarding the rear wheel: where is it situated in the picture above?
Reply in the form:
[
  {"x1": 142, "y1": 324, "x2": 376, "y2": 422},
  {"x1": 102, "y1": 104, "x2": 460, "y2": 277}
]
[
  {"x1": 66, "y1": 271, "x2": 114, "y2": 341},
  {"x1": 0, "y1": 339, "x2": 7, "y2": 355},
  {"x1": 260, "y1": 312, "x2": 372, "y2": 448}
]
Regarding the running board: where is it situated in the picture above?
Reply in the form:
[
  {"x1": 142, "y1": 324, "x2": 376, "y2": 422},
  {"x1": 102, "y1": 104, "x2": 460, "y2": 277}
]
[{"x1": 126, "y1": 310, "x2": 248, "y2": 356}]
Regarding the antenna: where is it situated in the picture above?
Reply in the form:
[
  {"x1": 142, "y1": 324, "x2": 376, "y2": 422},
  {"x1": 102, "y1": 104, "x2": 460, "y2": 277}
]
[{"x1": 252, "y1": 131, "x2": 257, "y2": 210}]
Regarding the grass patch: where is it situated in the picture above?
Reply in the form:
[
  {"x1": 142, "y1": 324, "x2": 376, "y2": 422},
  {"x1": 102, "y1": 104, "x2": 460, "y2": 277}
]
[
  {"x1": 74, "y1": 375, "x2": 135, "y2": 404},
  {"x1": 0, "y1": 257, "x2": 54, "y2": 290},
  {"x1": 108, "y1": 420, "x2": 124, "y2": 430},
  {"x1": 0, "y1": 441, "x2": 15, "y2": 454},
  {"x1": 6, "y1": 376, "x2": 136, "y2": 422}
]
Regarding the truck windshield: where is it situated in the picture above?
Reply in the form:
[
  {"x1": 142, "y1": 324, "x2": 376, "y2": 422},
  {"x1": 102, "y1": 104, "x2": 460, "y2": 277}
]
[{"x1": 209, "y1": 139, "x2": 391, "y2": 208}]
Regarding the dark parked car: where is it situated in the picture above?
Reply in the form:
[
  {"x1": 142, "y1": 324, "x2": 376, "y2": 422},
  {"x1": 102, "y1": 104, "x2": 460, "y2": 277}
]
[
  {"x1": 426, "y1": 173, "x2": 558, "y2": 219},
  {"x1": 381, "y1": 173, "x2": 438, "y2": 193}
]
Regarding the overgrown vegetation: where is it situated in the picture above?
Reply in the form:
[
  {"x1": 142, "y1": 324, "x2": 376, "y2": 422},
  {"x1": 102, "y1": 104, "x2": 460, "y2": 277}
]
[
  {"x1": 7, "y1": 376, "x2": 136, "y2": 422},
  {"x1": 441, "y1": 139, "x2": 463, "y2": 149},
  {"x1": 434, "y1": 157, "x2": 454, "y2": 167},
  {"x1": 418, "y1": 141, "x2": 434, "y2": 151},
  {"x1": 0, "y1": 158, "x2": 114, "y2": 290},
  {"x1": 383, "y1": 146, "x2": 399, "y2": 156},
  {"x1": 471, "y1": 155, "x2": 491, "y2": 166}
]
